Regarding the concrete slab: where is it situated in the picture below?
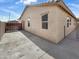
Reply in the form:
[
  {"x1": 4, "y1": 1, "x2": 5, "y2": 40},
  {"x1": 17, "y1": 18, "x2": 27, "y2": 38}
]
[
  {"x1": 40, "y1": 54, "x2": 55, "y2": 59},
  {"x1": 0, "y1": 31, "x2": 55, "y2": 59},
  {"x1": 20, "y1": 27, "x2": 79, "y2": 59}
]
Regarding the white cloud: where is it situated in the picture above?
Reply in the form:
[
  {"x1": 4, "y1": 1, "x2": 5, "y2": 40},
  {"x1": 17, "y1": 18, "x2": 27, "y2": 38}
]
[
  {"x1": 0, "y1": 9, "x2": 20, "y2": 21},
  {"x1": 67, "y1": 3, "x2": 79, "y2": 17},
  {"x1": 68, "y1": 3, "x2": 79, "y2": 9},
  {"x1": 16, "y1": 0, "x2": 37, "y2": 5},
  {"x1": 2, "y1": 9, "x2": 19, "y2": 16},
  {"x1": 8, "y1": 5, "x2": 19, "y2": 9},
  {"x1": 0, "y1": 16, "x2": 9, "y2": 22}
]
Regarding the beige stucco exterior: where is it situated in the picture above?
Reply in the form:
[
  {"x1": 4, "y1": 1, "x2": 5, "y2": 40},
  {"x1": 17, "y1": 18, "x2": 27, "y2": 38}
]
[
  {"x1": 55, "y1": 6, "x2": 76, "y2": 43},
  {"x1": 0, "y1": 21, "x2": 5, "y2": 39},
  {"x1": 20, "y1": 4, "x2": 77, "y2": 43}
]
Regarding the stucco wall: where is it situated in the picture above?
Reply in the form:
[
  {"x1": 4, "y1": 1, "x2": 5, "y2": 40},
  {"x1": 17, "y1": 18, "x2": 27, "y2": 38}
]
[
  {"x1": 21, "y1": 6, "x2": 76, "y2": 43},
  {"x1": 56, "y1": 6, "x2": 76, "y2": 42},
  {"x1": 0, "y1": 22, "x2": 5, "y2": 39},
  {"x1": 21, "y1": 6, "x2": 59, "y2": 43}
]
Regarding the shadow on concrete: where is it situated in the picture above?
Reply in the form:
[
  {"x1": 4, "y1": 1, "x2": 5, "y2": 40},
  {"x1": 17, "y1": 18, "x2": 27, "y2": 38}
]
[
  {"x1": 20, "y1": 27, "x2": 79, "y2": 59},
  {"x1": 6, "y1": 30, "x2": 22, "y2": 33},
  {"x1": 20, "y1": 28, "x2": 79, "y2": 59},
  {"x1": 20, "y1": 30, "x2": 58, "y2": 58}
]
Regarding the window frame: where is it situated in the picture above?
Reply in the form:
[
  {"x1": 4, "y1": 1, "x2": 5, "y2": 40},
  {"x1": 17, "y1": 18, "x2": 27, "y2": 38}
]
[
  {"x1": 42, "y1": 14, "x2": 48, "y2": 29},
  {"x1": 28, "y1": 21, "x2": 30, "y2": 27},
  {"x1": 27, "y1": 17, "x2": 31, "y2": 27},
  {"x1": 66, "y1": 17, "x2": 71, "y2": 28}
]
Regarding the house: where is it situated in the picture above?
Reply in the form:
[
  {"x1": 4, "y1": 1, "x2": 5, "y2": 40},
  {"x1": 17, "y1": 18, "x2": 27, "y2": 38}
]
[
  {"x1": 19, "y1": 0, "x2": 77, "y2": 43},
  {"x1": 0, "y1": 21, "x2": 5, "y2": 39}
]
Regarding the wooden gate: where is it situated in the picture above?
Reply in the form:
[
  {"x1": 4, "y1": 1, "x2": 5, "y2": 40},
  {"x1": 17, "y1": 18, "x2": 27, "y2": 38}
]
[{"x1": 5, "y1": 21, "x2": 22, "y2": 32}]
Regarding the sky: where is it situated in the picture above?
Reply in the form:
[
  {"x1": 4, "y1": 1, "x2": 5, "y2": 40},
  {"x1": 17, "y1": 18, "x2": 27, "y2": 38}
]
[{"x1": 0, "y1": 0, "x2": 79, "y2": 22}]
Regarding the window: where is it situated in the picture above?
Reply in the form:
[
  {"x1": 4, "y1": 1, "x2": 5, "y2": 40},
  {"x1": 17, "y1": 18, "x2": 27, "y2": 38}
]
[
  {"x1": 42, "y1": 14, "x2": 48, "y2": 29},
  {"x1": 28, "y1": 18, "x2": 31, "y2": 27},
  {"x1": 28, "y1": 21, "x2": 30, "y2": 27},
  {"x1": 42, "y1": 22, "x2": 48, "y2": 29},
  {"x1": 67, "y1": 22, "x2": 69, "y2": 27},
  {"x1": 67, "y1": 17, "x2": 71, "y2": 28}
]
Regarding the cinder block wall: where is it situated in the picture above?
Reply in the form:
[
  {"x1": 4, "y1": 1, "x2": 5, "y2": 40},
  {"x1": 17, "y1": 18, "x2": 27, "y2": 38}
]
[{"x1": 0, "y1": 21, "x2": 5, "y2": 39}]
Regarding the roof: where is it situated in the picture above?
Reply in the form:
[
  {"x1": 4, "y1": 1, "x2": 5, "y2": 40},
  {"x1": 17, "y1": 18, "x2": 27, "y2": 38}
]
[
  {"x1": 19, "y1": 1, "x2": 77, "y2": 20},
  {"x1": 19, "y1": 6, "x2": 29, "y2": 20}
]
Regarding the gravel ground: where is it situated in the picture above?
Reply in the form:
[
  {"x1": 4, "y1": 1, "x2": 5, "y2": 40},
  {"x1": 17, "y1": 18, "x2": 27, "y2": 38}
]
[{"x1": 0, "y1": 31, "x2": 55, "y2": 59}]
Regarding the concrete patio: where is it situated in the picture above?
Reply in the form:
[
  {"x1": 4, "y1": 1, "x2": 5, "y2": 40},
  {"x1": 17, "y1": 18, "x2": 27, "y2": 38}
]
[
  {"x1": 0, "y1": 27, "x2": 79, "y2": 59},
  {"x1": 20, "y1": 27, "x2": 79, "y2": 59},
  {"x1": 0, "y1": 31, "x2": 55, "y2": 59}
]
